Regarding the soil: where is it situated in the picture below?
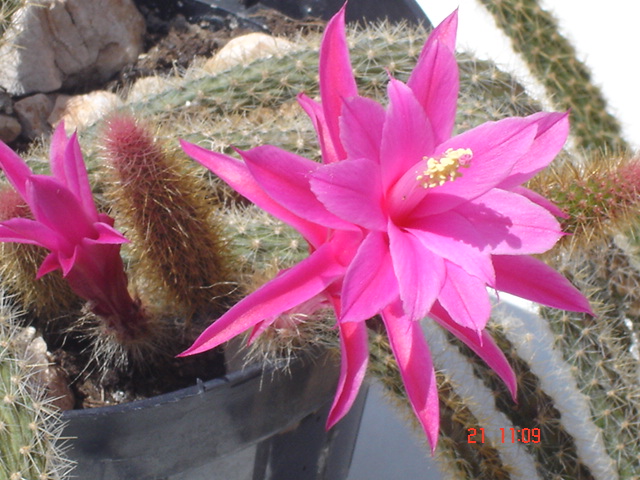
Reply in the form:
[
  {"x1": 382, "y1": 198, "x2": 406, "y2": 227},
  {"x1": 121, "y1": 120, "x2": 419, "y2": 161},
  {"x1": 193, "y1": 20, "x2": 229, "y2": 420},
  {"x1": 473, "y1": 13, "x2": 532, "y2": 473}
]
[
  {"x1": 40, "y1": 2, "x2": 326, "y2": 411},
  {"x1": 51, "y1": 339, "x2": 227, "y2": 409},
  {"x1": 105, "y1": 2, "x2": 325, "y2": 94}
]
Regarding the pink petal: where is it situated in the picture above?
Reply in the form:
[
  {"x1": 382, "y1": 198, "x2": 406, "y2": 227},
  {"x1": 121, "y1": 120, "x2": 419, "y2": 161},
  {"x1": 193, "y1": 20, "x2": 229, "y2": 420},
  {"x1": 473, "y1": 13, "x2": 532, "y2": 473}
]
[
  {"x1": 58, "y1": 246, "x2": 79, "y2": 276},
  {"x1": 319, "y1": 5, "x2": 358, "y2": 161},
  {"x1": 492, "y1": 255, "x2": 593, "y2": 314},
  {"x1": 240, "y1": 145, "x2": 358, "y2": 231},
  {"x1": 310, "y1": 157, "x2": 386, "y2": 231},
  {"x1": 339, "y1": 96, "x2": 385, "y2": 163},
  {"x1": 0, "y1": 217, "x2": 61, "y2": 250},
  {"x1": 179, "y1": 243, "x2": 345, "y2": 356},
  {"x1": 388, "y1": 222, "x2": 444, "y2": 320},
  {"x1": 26, "y1": 176, "x2": 93, "y2": 242},
  {"x1": 381, "y1": 299, "x2": 439, "y2": 452},
  {"x1": 438, "y1": 261, "x2": 492, "y2": 331},
  {"x1": 340, "y1": 232, "x2": 399, "y2": 322},
  {"x1": 49, "y1": 120, "x2": 67, "y2": 175},
  {"x1": 297, "y1": 93, "x2": 340, "y2": 164},
  {"x1": 181, "y1": 140, "x2": 327, "y2": 248},
  {"x1": 380, "y1": 79, "x2": 435, "y2": 192},
  {"x1": 96, "y1": 212, "x2": 116, "y2": 228},
  {"x1": 61, "y1": 131, "x2": 98, "y2": 220},
  {"x1": 407, "y1": 10, "x2": 459, "y2": 145},
  {"x1": 249, "y1": 294, "x2": 330, "y2": 344},
  {"x1": 429, "y1": 301, "x2": 517, "y2": 400},
  {"x1": 247, "y1": 318, "x2": 275, "y2": 344},
  {"x1": 408, "y1": 214, "x2": 496, "y2": 286},
  {"x1": 411, "y1": 117, "x2": 539, "y2": 217},
  {"x1": 512, "y1": 186, "x2": 567, "y2": 219},
  {"x1": 326, "y1": 320, "x2": 369, "y2": 429},
  {"x1": 36, "y1": 252, "x2": 61, "y2": 278},
  {"x1": 91, "y1": 222, "x2": 129, "y2": 245},
  {"x1": 498, "y1": 112, "x2": 570, "y2": 189},
  {"x1": 0, "y1": 139, "x2": 33, "y2": 198},
  {"x1": 421, "y1": 9, "x2": 458, "y2": 52},
  {"x1": 452, "y1": 188, "x2": 562, "y2": 255}
]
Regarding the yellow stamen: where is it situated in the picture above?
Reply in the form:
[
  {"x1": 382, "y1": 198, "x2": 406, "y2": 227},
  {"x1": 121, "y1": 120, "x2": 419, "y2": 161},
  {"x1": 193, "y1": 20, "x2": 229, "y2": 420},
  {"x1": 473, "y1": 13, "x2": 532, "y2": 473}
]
[{"x1": 416, "y1": 148, "x2": 473, "y2": 188}]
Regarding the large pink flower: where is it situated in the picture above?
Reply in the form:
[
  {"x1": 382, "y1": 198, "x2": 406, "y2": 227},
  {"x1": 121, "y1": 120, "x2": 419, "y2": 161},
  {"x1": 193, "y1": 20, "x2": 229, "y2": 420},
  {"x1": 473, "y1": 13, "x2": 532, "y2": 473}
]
[
  {"x1": 181, "y1": 7, "x2": 592, "y2": 449},
  {"x1": 0, "y1": 123, "x2": 145, "y2": 340}
]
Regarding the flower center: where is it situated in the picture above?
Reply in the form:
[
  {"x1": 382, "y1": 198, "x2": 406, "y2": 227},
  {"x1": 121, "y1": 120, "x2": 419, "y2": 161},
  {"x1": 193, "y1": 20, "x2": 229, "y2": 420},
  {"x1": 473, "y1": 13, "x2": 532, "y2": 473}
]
[{"x1": 416, "y1": 148, "x2": 473, "y2": 188}]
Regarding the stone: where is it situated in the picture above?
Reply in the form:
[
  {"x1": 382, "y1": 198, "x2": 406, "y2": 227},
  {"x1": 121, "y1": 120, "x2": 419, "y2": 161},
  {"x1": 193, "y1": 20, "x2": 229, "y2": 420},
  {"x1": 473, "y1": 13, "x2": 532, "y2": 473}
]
[
  {"x1": 0, "y1": 114, "x2": 22, "y2": 143},
  {"x1": 14, "y1": 93, "x2": 55, "y2": 139},
  {"x1": 11, "y1": 326, "x2": 75, "y2": 411},
  {"x1": 203, "y1": 32, "x2": 295, "y2": 74},
  {"x1": 0, "y1": 0, "x2": 145, "y2": 96},
  {"x1": 126, "y1": 75, "x2": 171, "y2": 104},
  {"x1": 48, "y1": 90, "x2": 123, "y2": 132}
]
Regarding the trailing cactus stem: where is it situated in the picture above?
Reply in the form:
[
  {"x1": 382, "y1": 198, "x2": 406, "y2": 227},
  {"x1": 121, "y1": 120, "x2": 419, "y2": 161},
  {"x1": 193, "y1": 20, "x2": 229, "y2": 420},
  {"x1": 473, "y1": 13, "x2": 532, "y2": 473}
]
[
  {"x1": 541, "y1": 240, "x2": 640, "y2": 478},
  {"x1": 478, "y1": 0, "x2": 629, "y2": 153}
]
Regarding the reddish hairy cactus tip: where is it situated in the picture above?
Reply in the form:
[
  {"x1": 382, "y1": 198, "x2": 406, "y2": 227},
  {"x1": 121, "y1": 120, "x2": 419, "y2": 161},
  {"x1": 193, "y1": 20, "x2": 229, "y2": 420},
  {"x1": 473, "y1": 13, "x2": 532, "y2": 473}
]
[{"x1": 0, "y1": 185, "x2": 30, "y2": 220}]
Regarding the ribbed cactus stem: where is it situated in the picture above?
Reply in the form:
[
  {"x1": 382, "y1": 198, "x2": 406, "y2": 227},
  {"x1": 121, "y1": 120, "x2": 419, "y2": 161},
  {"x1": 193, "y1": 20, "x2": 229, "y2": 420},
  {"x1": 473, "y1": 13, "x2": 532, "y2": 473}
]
[
  {"x1": 477, "y1": 0, "x2": 629, "y2": 153},
  {"x1": 20, "y1": 21, "x2": 545, "y2": 177},
  {"x1": 457, "y1": 53, "x2": 542, "y2": 129}
]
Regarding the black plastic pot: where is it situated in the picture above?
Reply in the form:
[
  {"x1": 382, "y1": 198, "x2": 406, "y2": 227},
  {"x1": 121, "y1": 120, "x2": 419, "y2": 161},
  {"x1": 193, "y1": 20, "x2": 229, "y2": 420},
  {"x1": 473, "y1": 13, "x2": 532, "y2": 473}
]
[
  {"x1": 61, "y1": 350, "x2": 366, "y2": 480},
  {"x1": 145, "y1": 0, "x2": 431, "y2": 31},
  {"x1": 255, "y1": 0, "x2": 429, "y2": 24}
]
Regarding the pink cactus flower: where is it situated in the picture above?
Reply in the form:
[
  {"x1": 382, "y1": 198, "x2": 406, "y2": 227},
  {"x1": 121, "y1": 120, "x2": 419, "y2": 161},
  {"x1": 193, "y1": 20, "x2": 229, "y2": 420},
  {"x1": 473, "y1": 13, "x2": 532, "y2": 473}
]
[
  {"x1": 181, "y1": 7, "x2": 592, "y2": 450},
  {"x1": 0, "y1": 123, "x2": 145, "y2": 341}
]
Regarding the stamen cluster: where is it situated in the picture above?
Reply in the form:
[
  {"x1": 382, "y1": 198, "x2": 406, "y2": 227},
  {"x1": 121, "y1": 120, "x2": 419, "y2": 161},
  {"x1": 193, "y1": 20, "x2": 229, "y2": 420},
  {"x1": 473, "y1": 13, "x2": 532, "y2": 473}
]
[{"x1": 417, "y1": 148, "x2": 473, "y2": 188}]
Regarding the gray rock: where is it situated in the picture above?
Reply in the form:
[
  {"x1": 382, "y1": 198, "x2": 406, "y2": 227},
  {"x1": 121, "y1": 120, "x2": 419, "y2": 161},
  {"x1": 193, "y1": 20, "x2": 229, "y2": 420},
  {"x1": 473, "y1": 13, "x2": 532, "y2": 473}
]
[
  {"x1": 14, "y1": 93, "x2": 55, "y2": 139},
  {"x1": 0, "y1": 114, "x2": 22, "y2": 143},
  {"x1": 0, "y1": 0, "x2": 145, "y2": 96},
  {"x1": 48, "y1": 90, "x2": 123, "y2": 132}
]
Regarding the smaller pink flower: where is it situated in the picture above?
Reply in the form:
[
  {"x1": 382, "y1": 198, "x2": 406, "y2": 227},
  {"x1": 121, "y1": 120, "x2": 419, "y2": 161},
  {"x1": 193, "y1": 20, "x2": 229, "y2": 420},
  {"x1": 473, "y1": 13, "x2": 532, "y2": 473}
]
[{"x1": 0, "y1": 123, "x2": 145, "y2": 340}]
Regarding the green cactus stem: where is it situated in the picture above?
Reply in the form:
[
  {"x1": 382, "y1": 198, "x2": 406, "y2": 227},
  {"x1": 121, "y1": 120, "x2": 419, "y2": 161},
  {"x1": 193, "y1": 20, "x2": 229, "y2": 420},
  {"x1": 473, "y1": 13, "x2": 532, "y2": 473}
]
[{"x1": 0, "y1": 295, "x2": 73, "y2": 480}]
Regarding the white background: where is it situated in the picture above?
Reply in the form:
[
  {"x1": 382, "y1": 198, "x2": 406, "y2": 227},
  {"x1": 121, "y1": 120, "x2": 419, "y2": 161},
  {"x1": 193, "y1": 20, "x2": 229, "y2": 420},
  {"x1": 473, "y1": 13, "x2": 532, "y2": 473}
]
[{"x1": 418, "y1": 0, "x2": 640, "y2": 149}]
